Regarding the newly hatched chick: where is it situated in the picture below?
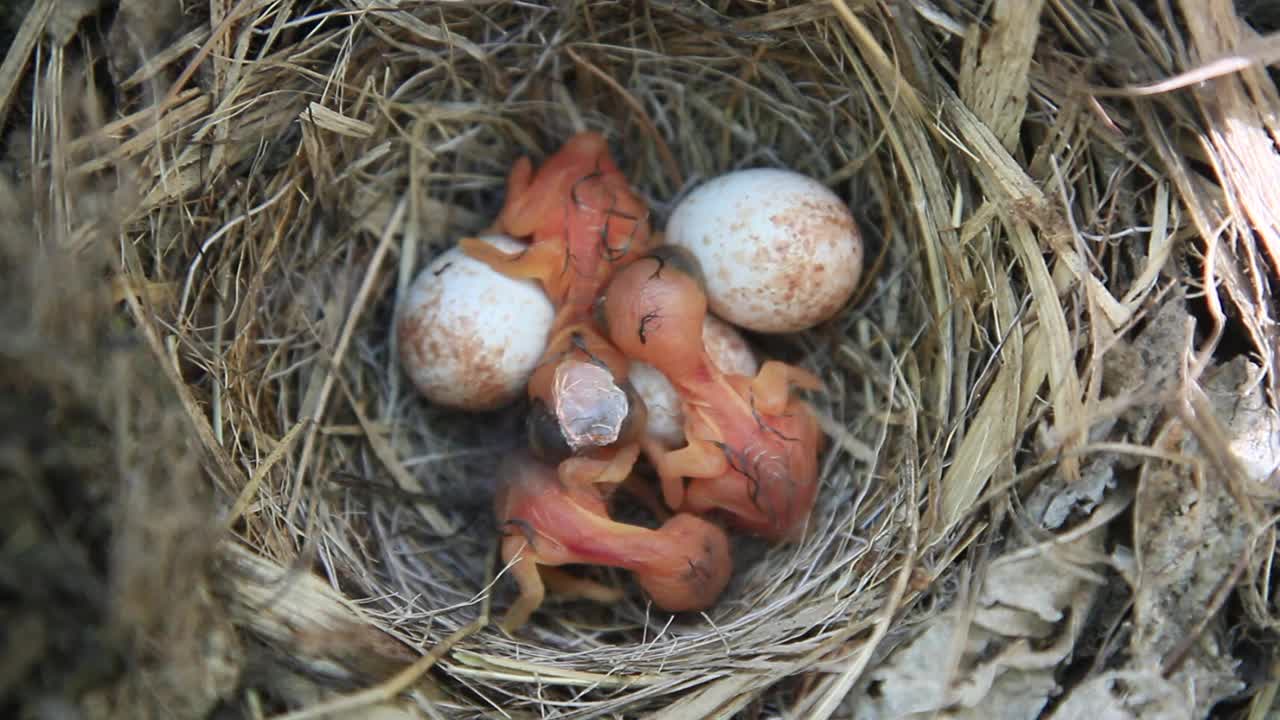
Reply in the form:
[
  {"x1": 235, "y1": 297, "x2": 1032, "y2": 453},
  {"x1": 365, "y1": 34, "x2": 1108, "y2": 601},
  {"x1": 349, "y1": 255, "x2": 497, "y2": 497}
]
[
  {"x1": 518, "y1": 320, "x2": 652, "y2": 510},
  {"x1": 462, "y1": 132, "x2": 659, "y2": 461},
  {"x1": 494, "y1": 452, "x2": 733, "y2": 632},
  {"x1": 460, "y1": 131, "x2": 658, "y2": 332},
  {"x1": 597, "y1": 247, "x2": 826, "y2": 542}
]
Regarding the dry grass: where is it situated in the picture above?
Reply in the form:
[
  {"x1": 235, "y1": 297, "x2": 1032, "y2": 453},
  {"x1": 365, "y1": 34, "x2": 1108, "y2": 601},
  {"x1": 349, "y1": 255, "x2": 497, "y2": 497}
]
[{"x1": 4, "y1": 0, "x2": 1280, "y2": 717}]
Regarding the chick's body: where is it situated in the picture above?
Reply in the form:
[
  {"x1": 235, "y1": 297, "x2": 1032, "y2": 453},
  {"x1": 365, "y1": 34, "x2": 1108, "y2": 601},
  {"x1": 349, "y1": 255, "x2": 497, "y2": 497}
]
[
  {"x1": 481, "y1": 131, "x2": 658, "y2": 331},
  {"x1": 600, "y1": 249, "x2": 825, "y2": 542},
  {"x1": 494, "y1": 454, "x2": 732, "y2": 631}
]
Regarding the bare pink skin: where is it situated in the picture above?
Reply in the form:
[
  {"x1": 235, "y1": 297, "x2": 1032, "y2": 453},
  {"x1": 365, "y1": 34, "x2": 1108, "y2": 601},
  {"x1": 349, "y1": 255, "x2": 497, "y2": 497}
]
[
  {"x1": 494, "y1": 453, "x2": 733, "y2": 632},
  {"x1": 600, "y1": 250, "x2": 826, "y2": 542}
]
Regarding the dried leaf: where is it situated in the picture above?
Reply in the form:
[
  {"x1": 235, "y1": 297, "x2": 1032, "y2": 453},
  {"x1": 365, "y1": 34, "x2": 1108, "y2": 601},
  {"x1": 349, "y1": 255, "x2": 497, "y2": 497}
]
[
  {"x1": 850, "y1": 528, "x2": 1106, "y2": 718},
  {"x1": 1130, "y1": 421, "x2": 1247, "y2": 713},
  {"x1": 1201, "y1": 357, "x2": 1280, "y2": 487},
  {"x1": 1047, "y1": 671, "x2": 1193, "y2": 720}
]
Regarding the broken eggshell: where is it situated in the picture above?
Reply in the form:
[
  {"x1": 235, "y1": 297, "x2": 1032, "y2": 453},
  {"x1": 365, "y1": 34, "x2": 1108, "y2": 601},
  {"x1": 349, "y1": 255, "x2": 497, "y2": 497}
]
[
  {"x1": 396, "y1": 234, "x2": 554, "y2": 411},
  {"x1": 665, "y1": 168, "x2": 863, "y2": 333}
]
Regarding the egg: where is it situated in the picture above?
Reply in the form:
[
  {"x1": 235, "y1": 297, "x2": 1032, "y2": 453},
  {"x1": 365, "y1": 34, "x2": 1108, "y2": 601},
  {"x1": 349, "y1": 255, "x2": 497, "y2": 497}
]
[
  {"x1": 628, "y1": 363, "x2": 682, "y2": 446},
  {"x1": 665, "y1": 168, "x2": 863, "y2": 333},
  {"x1": 397, "y1": 234, "x2": 554, "y2": 411},
  {"x1": 630, "y1": 314, "x2": 760, "y2": 445},
  {"x1": 701, "y1": 313, "x2": 760, "y2": 377}
]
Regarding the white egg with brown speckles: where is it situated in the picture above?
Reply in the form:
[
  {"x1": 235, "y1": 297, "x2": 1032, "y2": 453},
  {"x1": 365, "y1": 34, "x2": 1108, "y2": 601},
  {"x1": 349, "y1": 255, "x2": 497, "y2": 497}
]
[
  {"x1": 397, "y1": 234, "x2": 554, "y2": 411},
  {"x1": 666, "y1": 168, "x2": 863, "y2": 333}
]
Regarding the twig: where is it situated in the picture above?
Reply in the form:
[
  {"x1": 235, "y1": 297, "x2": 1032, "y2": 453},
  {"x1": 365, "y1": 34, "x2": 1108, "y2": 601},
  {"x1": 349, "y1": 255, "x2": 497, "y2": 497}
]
[
  {"x1": 178, "y1": 181, "x2": 296, "y2": 321},
  {"x1": 161, "y1": 0, "x2": 260, "y2": 109},
  {"x1": 225, "y1": 418, "x2": 308, "y2": 528}
]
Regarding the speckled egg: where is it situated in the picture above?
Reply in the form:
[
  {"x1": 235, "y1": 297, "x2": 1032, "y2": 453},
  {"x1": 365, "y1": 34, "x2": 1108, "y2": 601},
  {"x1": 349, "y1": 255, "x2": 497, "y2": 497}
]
[
  {"x1": 397, "y1": 234, "x2": 554, "y2": 411},
  {"x1": 665, "y1": 168, "x2": 863, "y2": 333},
  {"x1": 630, "y1": 314, "x2": 760, "y2": 445}
]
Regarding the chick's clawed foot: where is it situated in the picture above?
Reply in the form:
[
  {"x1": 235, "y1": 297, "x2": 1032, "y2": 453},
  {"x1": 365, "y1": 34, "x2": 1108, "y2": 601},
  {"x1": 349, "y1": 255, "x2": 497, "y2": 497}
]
[
  {"x1": 499, "y1": 535, "x2": 546, "y2": 634},
  {"x1": 747, "y1": 360, "x2": 825, "y2": 416}
]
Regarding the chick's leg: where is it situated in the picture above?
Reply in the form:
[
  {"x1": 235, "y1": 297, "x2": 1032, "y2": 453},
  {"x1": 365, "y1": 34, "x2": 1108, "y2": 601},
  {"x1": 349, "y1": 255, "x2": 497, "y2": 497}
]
[
  {"x1": 499, "y1": 536, "x2": 546, "y2": 633},
  {"x1": 458, "y1": 235, "x2": 563, "y2": 290},
  {"x1": 540, "y1": 567, "x2": 625, "y2": 604},
  {"x1": 643, "y1": 437, "x2": 729, "y2": 511},
  {"x1": 559, "y1": 443, "x2": 640, "y2": 497},
  {"x1": 747, "y1": 361, "x2": 825, "y2": 416}
]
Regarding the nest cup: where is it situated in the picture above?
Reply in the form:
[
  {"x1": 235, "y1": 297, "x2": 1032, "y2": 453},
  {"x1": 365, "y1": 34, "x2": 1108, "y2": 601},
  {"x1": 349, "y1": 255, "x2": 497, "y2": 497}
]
[
  {"x1": 16, "y1": 0, "x2": 1280, "y2": 717},
  {"x1": 302, "y1": 5, "x2": 895, "y2": 689},
  {"x1": 197, "y1": 5, "x2": 902, "y2": 711}
]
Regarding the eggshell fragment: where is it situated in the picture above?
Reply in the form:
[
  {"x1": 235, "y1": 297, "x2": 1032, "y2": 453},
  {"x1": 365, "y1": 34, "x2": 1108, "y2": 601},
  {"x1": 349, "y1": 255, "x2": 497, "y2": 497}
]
[
  {"x1": 630, "y1": 314, "x2": 760, "y2": 445},
  {"x1": 553, "y1": 358, "x2": 629, "y2": 451},
  {"x1": 666, "y1": 168, "x2": 863, "y2": 333},
  {"x1": 397, "y1": 234, "x2": 554, "y2": 411}
]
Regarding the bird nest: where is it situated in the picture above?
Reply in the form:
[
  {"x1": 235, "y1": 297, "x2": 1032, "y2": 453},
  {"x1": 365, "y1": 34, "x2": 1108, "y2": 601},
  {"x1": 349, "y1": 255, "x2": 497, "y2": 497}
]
[{"x1": 5, "y1": 0, "x2": 1280, "y2": 718}]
